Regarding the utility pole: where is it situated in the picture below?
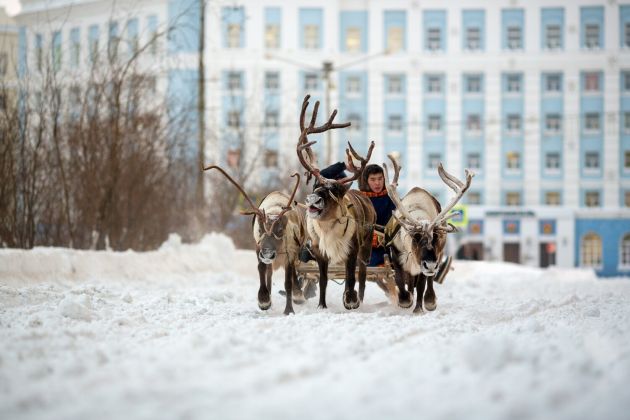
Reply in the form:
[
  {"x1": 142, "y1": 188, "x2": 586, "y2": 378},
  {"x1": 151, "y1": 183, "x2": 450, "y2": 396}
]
[
  {"x1": 196, "y1": 0, "x2": 206, "y2": 205},
  {"x1": 322, "y1": 61, "x2": 334, "y2": 164}
]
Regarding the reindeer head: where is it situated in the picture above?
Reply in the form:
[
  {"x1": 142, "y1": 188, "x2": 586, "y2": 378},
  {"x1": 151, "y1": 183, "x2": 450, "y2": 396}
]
[
  {"x1": 297, "y1": 95, "x2": 374, "y2": 221},
  {"x1": 384, "y1": 155, "x2": 474, "y2": 276},
  {"x1": 202, "y1": 165, "x2": 300, "y2": 265}
]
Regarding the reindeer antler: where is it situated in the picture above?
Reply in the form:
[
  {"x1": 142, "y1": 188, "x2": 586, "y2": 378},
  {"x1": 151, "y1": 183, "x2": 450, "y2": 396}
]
[
  {"x1": 383, "y1": 154, "x2": 422, "y2": 230},
  {"x1": 337, "y1": 141, "x2": 375, "y2": 185},
  {"x1": 297, "y1": 95, "x2": 351, "y2": 185},
  {"x1": 202, "y1": 165, "x2": 265, "y2": 220},
  {"x1": 268, "y1": 172, "x2": 301, "y2": 231},
  {"x1": 431, "y1": 163, "x2": 474, "y2": 231}
]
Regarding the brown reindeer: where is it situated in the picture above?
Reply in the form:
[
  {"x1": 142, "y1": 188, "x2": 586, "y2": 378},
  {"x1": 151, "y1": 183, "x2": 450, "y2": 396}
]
[
  {"x1": 297, "y1": 95, "x2": 376, "y2": 310},
  {"x1": 383, "y1": 155, "x2": 473, "y2": 313},
  {"x1": 203, "y1": 166, "x2": 305, "y2": 315}
]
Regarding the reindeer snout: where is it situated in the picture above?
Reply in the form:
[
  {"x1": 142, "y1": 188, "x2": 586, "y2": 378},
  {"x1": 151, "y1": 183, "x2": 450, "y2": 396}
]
[
  {"x1": 305, "y1": 194, "x2": 323, "y2": 208},
  {"x1": 259, "y1": 249, "x2": 276, "y2": 264},
  {"x1": 422, "y1": 260, "x2": 438, "y2": 275}
]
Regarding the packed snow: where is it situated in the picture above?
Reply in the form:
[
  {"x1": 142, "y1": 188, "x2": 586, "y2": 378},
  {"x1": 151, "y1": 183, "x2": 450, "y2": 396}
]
[{"x1": 1, "y1": 233, "x2": 629, "y2": 420}]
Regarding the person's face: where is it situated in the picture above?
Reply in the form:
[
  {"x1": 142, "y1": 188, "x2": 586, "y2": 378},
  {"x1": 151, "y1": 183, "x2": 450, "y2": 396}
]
[{"x1": 367, "y1": 173, "x2": 385, "y2": 193}]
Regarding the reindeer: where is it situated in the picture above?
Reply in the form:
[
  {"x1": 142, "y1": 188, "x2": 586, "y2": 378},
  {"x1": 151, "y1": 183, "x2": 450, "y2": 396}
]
[
  {"x1": 203, "y1": 166, "x2": 305, "y2": 315},
  {"x1": 297, "y1": 95, "x2": 376, "y2": 310},
  {"x1": 383, "y1": 155, "x2": 473, "y2": 313}
]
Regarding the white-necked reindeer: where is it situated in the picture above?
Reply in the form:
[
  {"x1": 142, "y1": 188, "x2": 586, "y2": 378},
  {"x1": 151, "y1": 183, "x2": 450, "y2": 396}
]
[
  {"x1": 297, "y1": 95, "x2": 376, "y2": 310},
  {"x1": 383, "y1": 155, "x2": 473, "y2": 313},
  {"x1": 203, "y1": 166, "x2": 305, "y2": 315}
]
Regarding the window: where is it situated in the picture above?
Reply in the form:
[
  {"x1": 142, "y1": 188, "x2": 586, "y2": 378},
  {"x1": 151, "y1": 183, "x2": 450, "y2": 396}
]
[
  {"x1": 69, "y1": 85, "x2": 81, "y2": 113},
  {"x1": 227, "y1": 24, "x2": 242, "y2": 48},
  {"x1": 466, "y1": 114, "x2": 481, "y2": 133},
  {"x1": 621, "y1": 234, "x2": 630, "y2": 267},
  {"x1": 506, "y1": 192, "x2": 521, "y2": 206},
  {"x1": 506, "y1": 152, "x2": 521, "y2": 170},
  {"x1": 625, "y1": 191, "x2": 630, "y2": 207},
  {"x1": 623, "y1": 72, "x2": 630, "y2": 92},
  {"x1": 545, "y1": 114, "x2": 561, "y2": 133},
  {"x1": 428, "y1": 153, "x2": 442, "y2": 169},
  {"x1": 467, "y1": 192, "x2": 481, "y2": 205},
  {"x1": 585, "y1": 152, "x2": 600, "y2": 169},
  {"x1": 52, "y1": 31, "x2": 62, "y2": 71},
  {"x1": 465, "y1": 75, "x2": 482, "y2": 93},
  {"x1": 545, "y1": 25, "x2": 561, "y2": 49},
  {"x1": 545, "y1": 191, "x2": 561, "y2": 205},
  {"x1": 545, "y1": 153, "x2": 560, "y2": 170},
  {"x1": 466, "y1": 153, "x2": 481, "y2": 170},
  {"x1": 507, "y1": 114, "x2": 521, "y2": 133},
  {"x1": 264, "y1": 110, "x2": 279, "y2": 128},
  {"x1": 387, "y1": 26, "x2": 403, "y2": 52},
  {"x1": 427, "y1": 27, "x2": 441, "y2": 51},
  {"x1": 346, "y1": 27, "x2": 361, "y2": 52},
  {"x1": 584, "y1": 72, "x2": 600, "y2": 92},
  {"x1": 227, "y1": 72, "x2": 242, "y2": 90},
  {"x1": 0, "y1": 52, "x2": 7, "y2": 76},
  {"x1": 581, "y1": 233, "x2": 602, "y2": 266},
  {"x1": 625, "y1": 23, "x2": 630, "y2": 48},
  {"x1": 227, "y1": 111, "x2": 240, "y2": 129},
  {"x1": 35, "y1": 34, "x2": 43, "y2": 72},
  {"x1": 264, "y1": 150, "x2": 278, "y2": 168},
  {"x1": 347, "y1": 113, "x2": 361, "y2": 131},
  {"x1": 507, "y1": 26, "x2": 522, "y2": 50},
  {"x1": 585, "y1": 191, "x2": 600, "y2": 207},
  {"x1": 0, "y1": 94, "x2": 5, "y2": 111},
  {"x1": 88, "y1": 26, "x2": 99, "y2": 63},
  {"x1": 585, "y1": 113, "x2": 600, "y2": 132},
  {"x1": 127, "y1": 20, "x2": 139, "y2": 56},
  {"x1": 147, "y1": 15, "x2": 158, "y2": 56},
  {"x1": 624, "y1": 113, "x2": 630, "y2": 133},
  {"x1": 346, "y1": 76, "x2": 361, "y2": 94},
  {"x1": 624, "y1": 151, "x2": 630, "y2": 170},
  {"x1": 427, "y1": 115, "x2": 442, "y2": 133},
  {"x1": 388, "y1": 115, "x2": 402, "y2": 132},
  {"x1": 108, "y1": 22, "x2": 119, "y2": 62},
  {"x1": 427, "y1": 76, "x2": 442, "y2": 94},
  {"x1": 304, "y1": 73, "x2": 318, "y2": 90},
  {"x1": 506, "y1": 75, "x2": 521, "y2": 93},
  {"x1": 387, "y1": 75, "x2": 403, "y2": 94},
  {"x1": 466, "y1": 27, "x2": 480, "y2": 50},
  {"x1": 227, "y1": 149, "x2": 241, "y2": 168},
  {"x1": 265, "y1": 72, "x2": 279, "y2": 90},
  {"x1": 70, "y1": 28, "x2": 80, "y2": 68},
  {"x1": 545, "y1": 74, "x2": 561, "y2": 93},
  {"x1": 304, "y1": 24, "x2": 320, "y2": 49},
  {"x1": 585, "y1": 24, "x2": 600, "y2": 49},
  {"x1": 265, "y1": 24, "x2": 280, "y2": 49}
]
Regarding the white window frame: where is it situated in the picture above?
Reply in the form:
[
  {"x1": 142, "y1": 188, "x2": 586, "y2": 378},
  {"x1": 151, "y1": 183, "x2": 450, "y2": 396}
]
[
  {"x1": 264, "y1": 110, "x2": 279, "y2": 129},
  {"x1": 265, "y1": 24, "x2": 280, "y2": 49},
  {"x1": 426, "y1": 76, "x2": 442, "y2": 94},
  {"x1": 506, "y1": 75, "x2": 521, "y2": 93},
  {"x1": 624, "y1": 113, "x2": 630, "y2": 135},
  {"x1": 584, "y1": 151, "x2": 600, "y2": 171},
  {"x1": 465, "y1": 75, "x2": 482, "y2": 94},
  {"x1": 227, "y1": 23, "x2": 242, "y2": 48},
  {"x1": 387, "y1": 75, "x2": 403, "y2": 94},
  {"x1": 227, "y1": 72, "x2": 242, "y2": 91},
  {"x1": 625, "y1": 191, "x2": 630, "y2": 208},
  {"x1": 506, "y1": 152, "x2": 521, "y2": 171},
  {"x1": 623, "y1": 72, "x2": 630, "y2": 93},
  {"x1": 545, "y1": 114, "x2": 562, "y2": 135},
  {"x1": 624, "y1": 151, "x2": 630, "y2": 171},
  {"x1": 428, "y1": 153, "x2": 442, "y2": 170},
  {"x1": 346, "y1": 27, "x2": 361, "y2": 52},
  {"x1": 506, "y1": 114, "x2": 521, "y2": 134},
  {"x1": 545, "y1": 152, "x2": 561, "y2": 172},
  {"x1": 585, "y1": 191, "x2": 601, "y2": 208},
  {"x1": 584, "y1": 72, "x2": 600, "y2": 93},
  {"x1": 427, "y1": 114, "x2": 442, "y2": 134},
  {"x1": 388, "y1": 114, "x2": 403, "y2": 133},
  {"x1": 346, "y1": 76, "x2": 361, "y2": 95},
  {"x1": 545, "y1": 25, "x2": 561, "y2": 49},
  {"x1": 466, "y1": 153, "x2": 481, "y2": 170},
  {"x1": 466, "y1": 114, "x2": 482, "y2": 135},
  {"x1": 581, "y1": 233, "x2": 602, "y2": 267},
  {"x1": 466, "y1": 27, "x2": 481, "y2": 50},
  {"x1": 427, "y1": 27, "x2": 441, "y2": 51},
  {"x1": 467, "y1": 192, "x2": 481, "y2": 205},
  {"x1": 584, "y1": 113, "x2": 601, "y2": 133},
  {"x1": 585, "y1": 24, "x2": 600, "y2": 49},
  {"x1": 265, "y1": 72, "x2": 279, "y2": 91},
  {"x1": 625, "y1": 23, "x2": 630, "y2": 48},
  {"x1": 545, "y1": 191, "x2": 561, "y2": 206},
  {"x1": 620, "y1": 234, "x2": 630, "y2": 269},
  {"x1": 304, "y1": 24, "x2": 320, "y2": 50},
  {"x1": 227, "y1": 110, "x2": 241, "y2": 129},
  {"x1": 545, "y1": 74, "x2": 561, "y2": 93},
  {"x1": 507, "y1": 26, "x2": 522, "y2": 50},
  {"x1": 304, "y1": 73, "x2": 319, "y2": 91},
  {"x1": 387, "y1": 26, "x2": 404, "y2": 53},
  {"x1": 347, "y1": 113, "x2": 361, "y2": 131},
  {"x1": 506, "y1": 192, "x2": 521, "y2": 206}
]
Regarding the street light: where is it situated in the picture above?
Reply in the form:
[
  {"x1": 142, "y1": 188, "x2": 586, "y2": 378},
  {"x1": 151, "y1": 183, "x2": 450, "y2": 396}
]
[{"x1": 265, "y1": 50, "x2": 390, "y2": 164}]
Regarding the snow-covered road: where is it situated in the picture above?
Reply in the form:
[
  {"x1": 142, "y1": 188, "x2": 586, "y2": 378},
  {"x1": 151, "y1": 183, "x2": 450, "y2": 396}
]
[{"x1": 1, "y1": 234, "x2": 629, "y2": 420}]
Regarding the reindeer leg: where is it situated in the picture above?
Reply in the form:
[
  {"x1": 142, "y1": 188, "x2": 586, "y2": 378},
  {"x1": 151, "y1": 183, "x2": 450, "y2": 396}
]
[
  {"x1": 390, "y1": 248, "x2": 412, "y2": 308},
  {"x1": 424, "y1": 274, "x2": 437, "y2": 311},
  {"x1": 266, "y1": 265, "x2": 273, "y2": 295},
  {"x1": 413, "y1": 274, "x2": 426, "y2": 314},
  {"x1": 358, "y1": 260, "x2": 367, "y2": 303},
  {"x1": 317, "y1": 258, "x2": 329, "y2": 309},
  {"x1": 343, "y1": 253, "x2": 360, "y2": 310},
  {"x1": 257, "y1": 260, "x2": 271, "y2": 310},
  {"x1": 283, "y1": 262, "x2": 295, "y2": 315},
  {"x1": 291, "y1": 266, "x2": 306, "y2": 304}
]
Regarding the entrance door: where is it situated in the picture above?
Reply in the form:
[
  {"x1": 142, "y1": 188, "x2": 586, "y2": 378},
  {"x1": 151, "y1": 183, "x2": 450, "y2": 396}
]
[
  {"x1": 539, "y1": 242, "x2": 557, "y2": 268},
  {"x1": 457, "y1": 242, "x2": 484, "y2": 260},
  {"x1": 503, "y1": 243, "x2": 520, "y2": 264}
]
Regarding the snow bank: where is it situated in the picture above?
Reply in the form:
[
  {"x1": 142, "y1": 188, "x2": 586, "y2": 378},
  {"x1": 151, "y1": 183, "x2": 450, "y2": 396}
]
[{"x1": 0, "y1": 233, "x2": 256, "y2": 286}]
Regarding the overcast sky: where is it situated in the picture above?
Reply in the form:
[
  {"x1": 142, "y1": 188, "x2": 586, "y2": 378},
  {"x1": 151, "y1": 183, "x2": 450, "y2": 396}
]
[{"x1": 0, "y1": 0, "x2": 20, "y2": 16}]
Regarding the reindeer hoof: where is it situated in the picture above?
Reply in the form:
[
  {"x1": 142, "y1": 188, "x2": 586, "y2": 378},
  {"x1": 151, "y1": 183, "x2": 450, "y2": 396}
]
[
  {"x1": 343, "y1": 291, "x2": 360, "y2": 310},
  {"x1": 317, "y1": 303, "x2": 327, "y2": 309},
  {"x1": 424, "y1": 295, "x2": 437, "y2": 311},
  {"x1": 258, "y1": 300, "x2": 271, "y2": 310},
  {"x1": 292, "y1": 290, "x2": 306, "y2": 305},
  {"x1": 413, "y1": 305, "x2": 424, "y2": 314},
  {"x1": 283, "y1": 307, "x2": 295, "y2": 315},
  {"x1": 398, "y1": 292, "x2": 413, "y2": 309}
]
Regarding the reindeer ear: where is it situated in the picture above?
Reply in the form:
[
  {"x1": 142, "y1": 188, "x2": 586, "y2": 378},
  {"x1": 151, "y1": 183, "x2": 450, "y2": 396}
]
[{"x1": 442, "y1": 223, "x2": 459, "y2": 233}]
